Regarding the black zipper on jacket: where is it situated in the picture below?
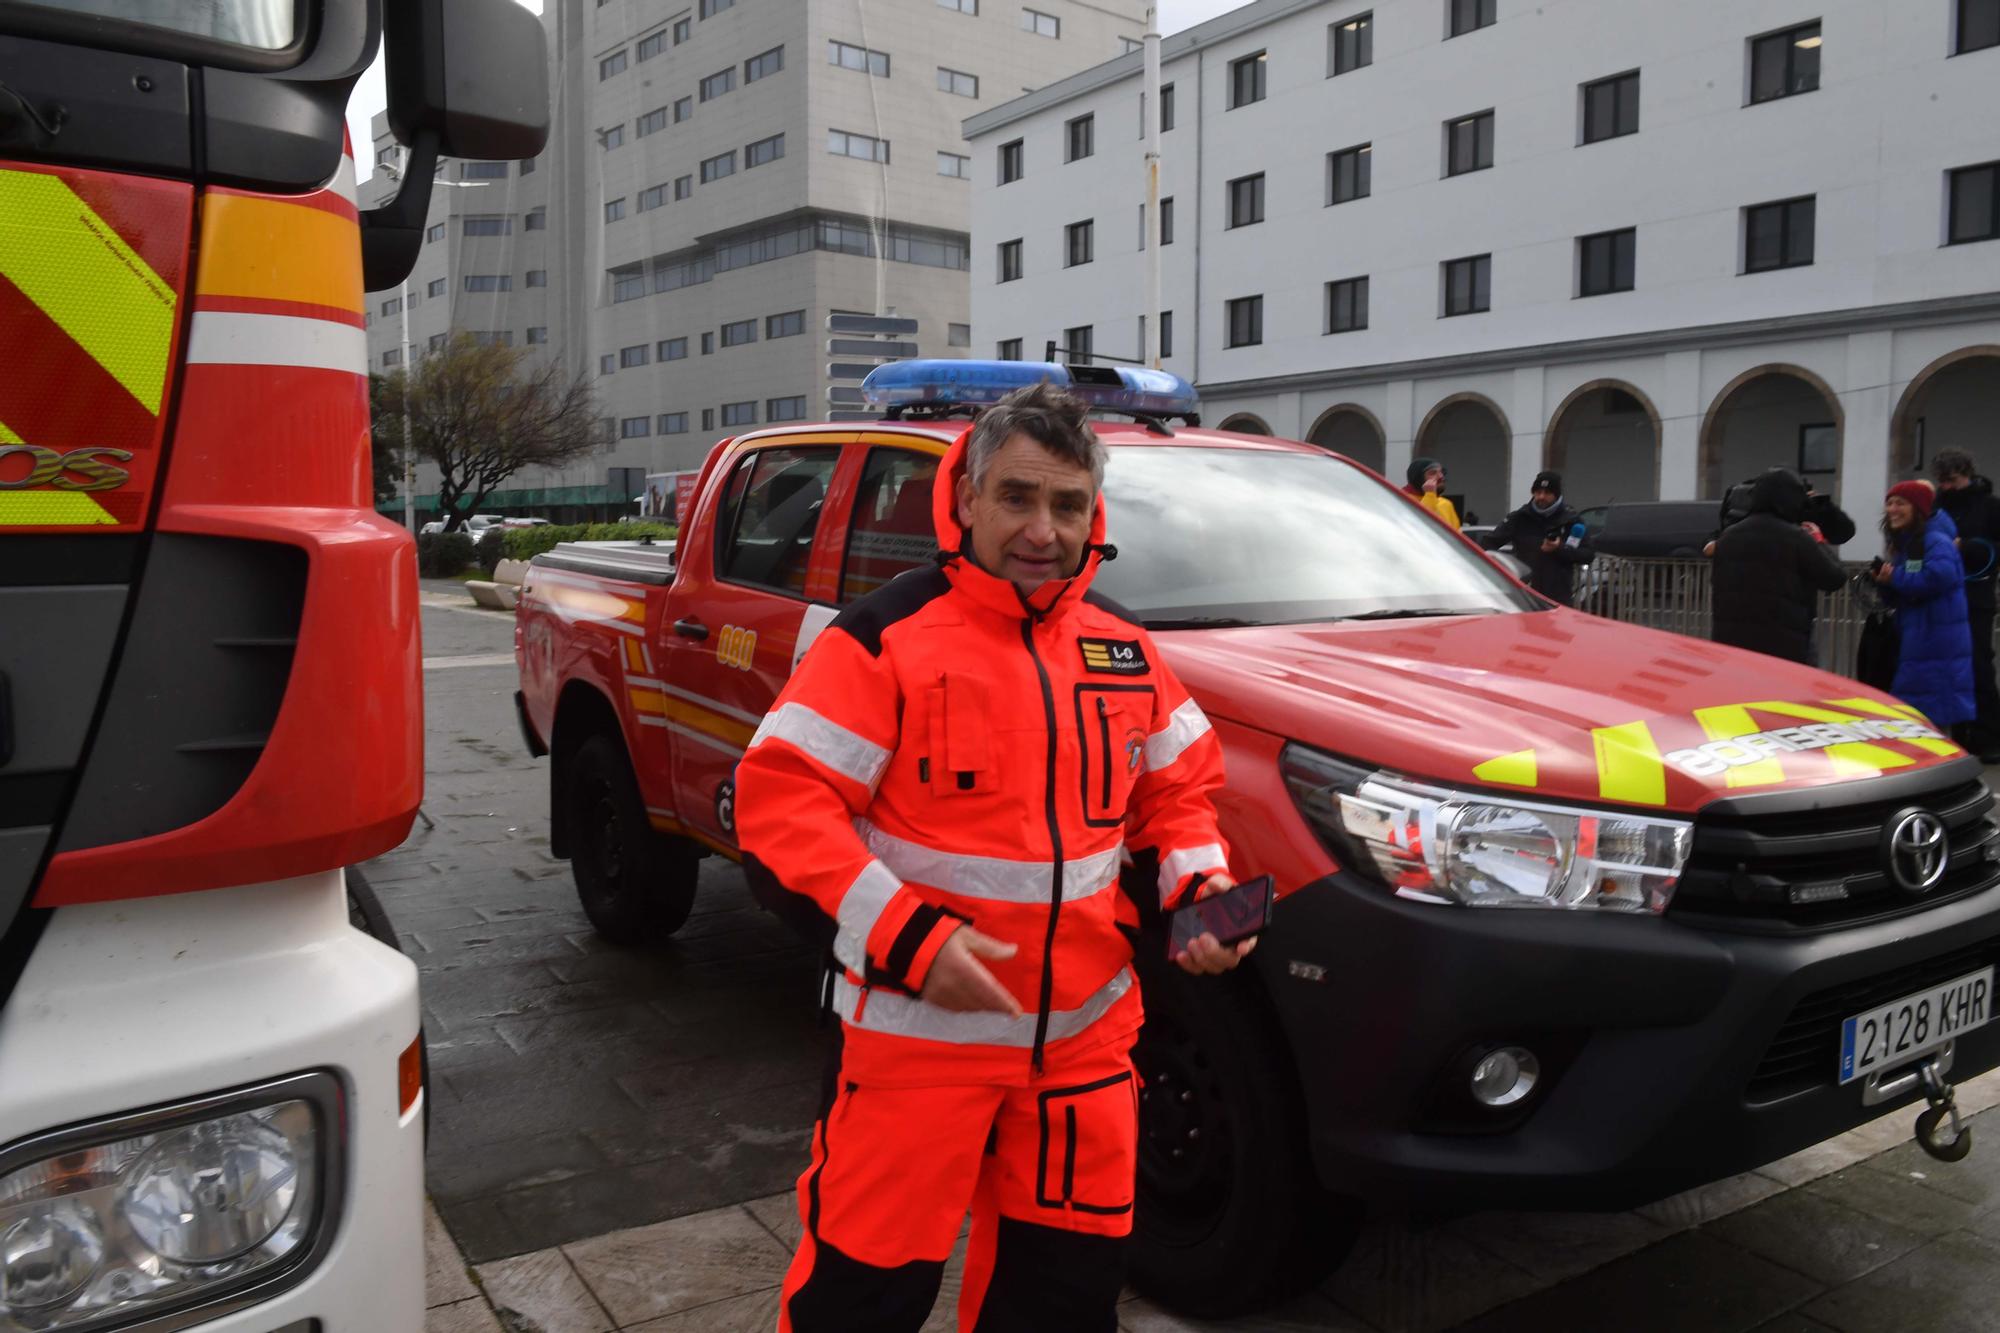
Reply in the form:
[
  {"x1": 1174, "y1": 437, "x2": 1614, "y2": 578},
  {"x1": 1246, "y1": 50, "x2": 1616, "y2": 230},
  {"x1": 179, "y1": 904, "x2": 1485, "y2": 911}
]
[
  {"x1": 1095, "y1": 696, "x2": 1112, "y2": 810},
  {"x1": 1021, "y1": 617, "x2": 1063, "y2": 1072}
]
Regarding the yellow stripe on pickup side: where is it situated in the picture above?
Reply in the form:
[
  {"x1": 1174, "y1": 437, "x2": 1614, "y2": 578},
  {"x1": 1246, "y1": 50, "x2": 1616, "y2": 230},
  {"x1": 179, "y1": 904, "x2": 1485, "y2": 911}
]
[
  {"x1": 1825, "y1": 697, "x2": 1963, "y2": 757},
  {"x1": 1692, "y1": 704, "x2": 1786, "y2": 788},
  {"x1": 0, "y1": 415, "x2": 114, "y2": 525},
  {"x1": 195, "y1": 192, "x2": 364, "y2": 313},
  {"x1": 1824, "y1": 742, "x2": 1918, "y2": 777},
  {"x1": 0, "y1": 169, "x2": 177, "y2": 414},
  {"x1": 1592, "y1": 721, "x2": 1666, "y2": 806}
]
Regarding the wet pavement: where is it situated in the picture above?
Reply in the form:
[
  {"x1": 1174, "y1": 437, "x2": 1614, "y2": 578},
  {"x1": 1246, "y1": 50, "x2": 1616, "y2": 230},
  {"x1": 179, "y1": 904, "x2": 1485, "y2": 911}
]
[{"x1": 388, "y1": 585, "x2": 2000, "y2": 1331}]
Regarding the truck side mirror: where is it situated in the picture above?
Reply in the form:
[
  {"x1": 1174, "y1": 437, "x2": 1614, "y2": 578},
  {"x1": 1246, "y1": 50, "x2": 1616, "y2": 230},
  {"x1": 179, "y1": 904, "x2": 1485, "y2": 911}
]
[{"x1": 361, "y1": 0, "x2": 549, "y2": 291}]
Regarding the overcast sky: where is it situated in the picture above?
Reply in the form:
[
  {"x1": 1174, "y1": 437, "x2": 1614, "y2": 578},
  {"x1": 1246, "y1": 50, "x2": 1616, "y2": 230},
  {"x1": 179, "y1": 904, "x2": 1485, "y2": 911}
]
[{"x1": 345, "y1": 0, "x2": 1248, "y2": 178}]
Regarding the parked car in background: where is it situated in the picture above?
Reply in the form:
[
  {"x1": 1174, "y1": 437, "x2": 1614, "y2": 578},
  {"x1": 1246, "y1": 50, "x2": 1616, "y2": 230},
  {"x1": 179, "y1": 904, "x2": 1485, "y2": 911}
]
[
  {"x1": 419, "y1": 513, "x2": 507, "y2": 536},
  {"x1": 1575, "y1": 501, "x2": 1716, "y2": 557}
]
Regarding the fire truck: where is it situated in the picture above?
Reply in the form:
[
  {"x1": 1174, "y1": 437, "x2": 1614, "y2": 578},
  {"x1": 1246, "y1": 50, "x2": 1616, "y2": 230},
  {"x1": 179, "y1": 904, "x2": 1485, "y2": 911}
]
[
  {"x1": 0, "y1": 1, "x2": 543, "y2": 1327},
  {"x1": 516, "y1": 364, "x2": 2000, "y2": 1312}
]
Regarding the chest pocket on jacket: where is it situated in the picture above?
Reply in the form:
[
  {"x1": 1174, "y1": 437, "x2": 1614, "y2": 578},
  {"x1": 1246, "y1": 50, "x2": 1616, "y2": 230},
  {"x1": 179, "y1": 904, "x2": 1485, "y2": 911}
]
[
  {"x1": 1077, "y1": 685, "x2": 1154, "y2": 828},
  {"x1": 923, "y1": 672, "x2": 996, "y2": 797}
]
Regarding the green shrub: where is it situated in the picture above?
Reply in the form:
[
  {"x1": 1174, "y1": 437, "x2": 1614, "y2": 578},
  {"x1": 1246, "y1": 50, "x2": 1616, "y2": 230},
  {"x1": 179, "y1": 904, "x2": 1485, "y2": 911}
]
[
  {"x1": 475, "y1": 527, "x2": 506, "y2": 574},
  {"x1": 502, "y1": 522, "x2": 677, "y2": 562},
  {"x1": 416, "y1": 531, "x2": 476, "y2": 578}
]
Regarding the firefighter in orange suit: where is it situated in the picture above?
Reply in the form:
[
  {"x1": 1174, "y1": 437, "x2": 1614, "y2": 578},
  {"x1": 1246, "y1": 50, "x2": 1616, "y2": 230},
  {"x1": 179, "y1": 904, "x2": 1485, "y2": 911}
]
[{"x1": 736, "y1": 383, "x2": 1253, "y2": 1332}]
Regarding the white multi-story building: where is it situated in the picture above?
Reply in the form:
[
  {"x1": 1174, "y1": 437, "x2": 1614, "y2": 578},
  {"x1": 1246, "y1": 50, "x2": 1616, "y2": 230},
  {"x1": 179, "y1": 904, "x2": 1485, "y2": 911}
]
[
  {"x1": 967, "y1": 0, "x2": 2000, "y2": 527},
  {"x1": 364, "y1": 0, "x2": 1147, "y2": 522}
]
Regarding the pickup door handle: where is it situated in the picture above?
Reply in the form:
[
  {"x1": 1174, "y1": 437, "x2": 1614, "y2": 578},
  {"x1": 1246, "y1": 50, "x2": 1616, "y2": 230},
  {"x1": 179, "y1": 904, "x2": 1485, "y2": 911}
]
[{"x1": 673, "y1": 618, "x2": 709, "y2": 640}]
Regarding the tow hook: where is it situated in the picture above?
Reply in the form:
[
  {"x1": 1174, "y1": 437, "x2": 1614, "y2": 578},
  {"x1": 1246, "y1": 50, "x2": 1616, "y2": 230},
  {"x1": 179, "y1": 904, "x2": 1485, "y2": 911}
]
[{"x1": 1914, "y1": 1057, "x2": 1974, "y2": 1162}]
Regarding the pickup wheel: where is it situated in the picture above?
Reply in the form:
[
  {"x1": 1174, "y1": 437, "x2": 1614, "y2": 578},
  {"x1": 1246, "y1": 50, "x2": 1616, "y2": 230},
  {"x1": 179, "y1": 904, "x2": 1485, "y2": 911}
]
[
  {"x1": 567, "y1": 734, "x2": 698, "y2": 944},
  {"x1": 1129, "y1": 952, "x2": 1359, "y2": 1316}
]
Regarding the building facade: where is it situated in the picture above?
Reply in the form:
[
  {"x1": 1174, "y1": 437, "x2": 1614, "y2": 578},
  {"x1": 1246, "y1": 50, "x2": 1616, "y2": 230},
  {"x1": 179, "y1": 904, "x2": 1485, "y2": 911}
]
[
  {"x1": 966, "y1": 0, "x2": 2000, "y2": 532},
  {"x1": 363, "y1": 0, "x2": 1147, "y2": 522}
]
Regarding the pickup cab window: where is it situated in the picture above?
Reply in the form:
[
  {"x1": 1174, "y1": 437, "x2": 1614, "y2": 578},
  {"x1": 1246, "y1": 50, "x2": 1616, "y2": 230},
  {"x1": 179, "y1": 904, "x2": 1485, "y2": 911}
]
[
  {"x1": 715, "y1": 445, "x2": 840, "y2": 598},
  {"x1": 841, "y1": 448, "x2": 940, "y2": 603}
]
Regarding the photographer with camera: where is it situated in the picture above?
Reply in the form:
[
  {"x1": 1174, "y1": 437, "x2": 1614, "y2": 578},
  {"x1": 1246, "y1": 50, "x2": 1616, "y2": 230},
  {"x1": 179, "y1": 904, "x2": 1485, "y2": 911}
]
[
  {"x1": 1711, "y1": 468, "x2": 1847, "y2": 664},
  {"x1": 1479, "y1": 471, "x2": 1591, "y2": 605}
]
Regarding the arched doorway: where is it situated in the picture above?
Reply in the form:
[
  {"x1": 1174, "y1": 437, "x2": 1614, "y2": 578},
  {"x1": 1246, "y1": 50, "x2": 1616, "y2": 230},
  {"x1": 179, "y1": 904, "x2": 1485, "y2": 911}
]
[
  {"x1": 1698, "y1": 365, "x2": 1843, "y2": 500},
  {"x1": 1217, "y1": 413, "x2": 1271, "y2": 436},
  {"x1": 1415, "y1": 393, "x2": 1510, "y2": 526},
  {"x1": 1306, "y1": 404, "x2": 1386, "y2": 475},
  {"x1": 1544, "y1": 380, "x2": 1660, "y2": 507},
  {"x1": 1890, "y1": 347, "x2": 2000, "y2": 479}
]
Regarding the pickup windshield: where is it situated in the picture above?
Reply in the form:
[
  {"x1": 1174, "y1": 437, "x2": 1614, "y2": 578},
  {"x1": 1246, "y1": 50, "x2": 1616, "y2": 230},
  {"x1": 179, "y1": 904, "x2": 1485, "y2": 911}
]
[
  {"x1": 12, "y1": 0, "x2": 293, "y2": 47},
  {"x1": 1094, "y1": 446, "x2": 1537, "y2": 628}
]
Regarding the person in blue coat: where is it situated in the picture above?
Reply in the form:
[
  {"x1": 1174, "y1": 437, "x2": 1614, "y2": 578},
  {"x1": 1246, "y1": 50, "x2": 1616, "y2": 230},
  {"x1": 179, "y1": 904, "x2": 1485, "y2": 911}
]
[{"x1": 1872, "y1": 479, "x2": 1975, "y2": 727}]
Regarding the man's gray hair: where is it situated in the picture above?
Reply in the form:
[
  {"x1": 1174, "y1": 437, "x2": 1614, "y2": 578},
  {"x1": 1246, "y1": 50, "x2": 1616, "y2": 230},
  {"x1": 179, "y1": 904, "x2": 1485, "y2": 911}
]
[{"x1": 964, "y1": 382, "x2": 1107, "y2": 492}]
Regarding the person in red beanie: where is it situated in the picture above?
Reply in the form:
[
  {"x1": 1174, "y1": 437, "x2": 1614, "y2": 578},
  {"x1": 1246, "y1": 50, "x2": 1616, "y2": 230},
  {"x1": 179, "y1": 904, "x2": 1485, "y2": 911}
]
[{"x1": 1872, "y1": 479, "x2": 1975, "y2": 727}]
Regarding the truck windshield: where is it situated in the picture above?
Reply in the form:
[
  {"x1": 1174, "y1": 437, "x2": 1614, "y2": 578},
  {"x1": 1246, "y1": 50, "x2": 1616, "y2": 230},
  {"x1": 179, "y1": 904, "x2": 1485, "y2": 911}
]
[
  {"x1": 12, "y1": 0, "x2": 293, "y2": 48},
  {"x1": 1095, "y1": 446, "x2": 1538, "y2": 628}
]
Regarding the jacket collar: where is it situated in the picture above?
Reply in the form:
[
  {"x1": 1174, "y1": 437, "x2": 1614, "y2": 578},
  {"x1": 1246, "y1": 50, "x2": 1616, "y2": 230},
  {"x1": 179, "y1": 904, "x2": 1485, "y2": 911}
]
[{"x1": 930, "y1": 423, "x2": 1110, "y2": 623}]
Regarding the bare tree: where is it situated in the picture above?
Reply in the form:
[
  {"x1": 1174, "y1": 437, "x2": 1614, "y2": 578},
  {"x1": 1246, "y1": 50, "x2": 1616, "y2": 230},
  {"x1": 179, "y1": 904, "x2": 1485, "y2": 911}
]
[{"x1": 383, "y1": 334, "x2": 603, "y2": 531}]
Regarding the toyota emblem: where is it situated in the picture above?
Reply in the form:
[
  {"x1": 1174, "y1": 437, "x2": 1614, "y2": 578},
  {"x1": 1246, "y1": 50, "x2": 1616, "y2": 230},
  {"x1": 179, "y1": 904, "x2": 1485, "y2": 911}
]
[{"x1": 1882, "y1": 808, "x2": 1949, "y2": 895}]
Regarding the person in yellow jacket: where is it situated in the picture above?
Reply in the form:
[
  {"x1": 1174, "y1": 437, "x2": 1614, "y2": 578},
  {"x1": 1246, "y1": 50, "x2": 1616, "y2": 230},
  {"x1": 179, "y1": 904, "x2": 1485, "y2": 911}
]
[{"x1": 1403, "y1": 456, "x2": 1460, "y2": 529}]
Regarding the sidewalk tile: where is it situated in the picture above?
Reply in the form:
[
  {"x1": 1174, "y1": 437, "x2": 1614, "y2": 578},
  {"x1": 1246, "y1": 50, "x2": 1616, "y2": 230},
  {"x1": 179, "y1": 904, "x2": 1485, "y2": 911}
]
[
  {"x1": 1119, "y1": 1294, "x2": 1373, "y2": 1331},
  {"x1": 1854, "y1": 1111, "x2": 2000, "y2": 1209},
  {"x1": 562, "y1": 1204, "x2": 790, "y2": 1326},
  {"x1": 1758, "y1": 1132, "x2": 1876, "y2": 1188},
  {"x1": 426, "y1": 1200, "x2": 480, "y2": 1308},
  {"x1": 428, "y1": 1297, "x2": 504, "y2": 1333},
  {"x1": 1803, "y1": 1167, "x2": 1982, "y2": 1238},
  {"x1": 1748, "y1": 1316, "x2": 1840, "y2": 1332},
  {"x1": 476, "y1": 1248, "x2": 614, "y2": 1333},
  {"x1": 1633, "y1": 1171, "x2": 1783, "y2": 1228},
  {"x1": 1446, "y1": 1207, "x2": 1666, "y2": 1283},
  {"x1": 741, "y1": 1193, "x2": 803, "y2": 1251},
  {"x1": 1801, "y1": 1230, "x2": 2000, "y2": 1332},
  {"x1": 624, "y1": 1289, "x2": 785, "y2": 1331},
  {"x1": 1704, "y1": 1187, "x2": 1927, "y2": 1286},
  {"x1": 1321, "y1": 1218, "x2": 1541, "y2": 1332}
]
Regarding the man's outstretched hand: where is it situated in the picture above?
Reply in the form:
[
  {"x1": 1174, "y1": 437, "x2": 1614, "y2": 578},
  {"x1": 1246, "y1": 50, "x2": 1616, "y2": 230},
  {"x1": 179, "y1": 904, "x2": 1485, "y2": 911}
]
[
  {"x1": 921, "y1": 926, "x2": 1022, "y2": 1015},
  {"x1": 1174, "y1": 873, "x2": 1259, "y2": 976}
]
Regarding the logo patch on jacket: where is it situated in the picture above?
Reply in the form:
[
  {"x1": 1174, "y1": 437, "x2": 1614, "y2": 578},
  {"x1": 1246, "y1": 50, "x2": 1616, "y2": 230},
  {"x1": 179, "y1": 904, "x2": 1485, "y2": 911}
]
[{"x1": 1079, "y1": 637, "x2": 1148, "y2": 675}]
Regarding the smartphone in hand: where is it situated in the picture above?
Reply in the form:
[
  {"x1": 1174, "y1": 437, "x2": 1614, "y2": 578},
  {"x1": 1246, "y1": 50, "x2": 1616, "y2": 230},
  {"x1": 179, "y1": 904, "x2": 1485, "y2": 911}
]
[{"x1": 1168, "y1": 875, "x2": 1274, "y2": 959}]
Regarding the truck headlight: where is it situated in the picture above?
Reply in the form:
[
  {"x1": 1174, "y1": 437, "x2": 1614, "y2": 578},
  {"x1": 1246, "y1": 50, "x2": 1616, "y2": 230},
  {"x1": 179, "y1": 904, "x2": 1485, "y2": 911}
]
[
  {"x1": 1281, "y1": 744, "x2": 1691, "y2": 913},
  {"x1": 0, "y1": 1073, "x2": 339, "y2": 1333}
]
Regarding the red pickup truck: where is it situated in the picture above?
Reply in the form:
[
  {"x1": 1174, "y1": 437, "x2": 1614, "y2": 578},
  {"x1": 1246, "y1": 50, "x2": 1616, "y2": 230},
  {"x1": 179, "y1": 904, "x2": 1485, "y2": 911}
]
[{"x1": 514, "y1": 362, "x2": 1999, "y2": 1313}]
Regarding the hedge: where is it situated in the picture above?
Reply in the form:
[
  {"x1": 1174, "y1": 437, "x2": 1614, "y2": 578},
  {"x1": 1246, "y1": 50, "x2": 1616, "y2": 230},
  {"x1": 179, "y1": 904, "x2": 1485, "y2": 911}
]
[
  {"x1": 475, "y1": 527, "x2": 507, "y2": 575},
  {"x1": 501, "y1": 522, "x2": 677, "y2": 561},
  {"x1": 416, "y1": 531, "x2": 476, "y2": 578}
]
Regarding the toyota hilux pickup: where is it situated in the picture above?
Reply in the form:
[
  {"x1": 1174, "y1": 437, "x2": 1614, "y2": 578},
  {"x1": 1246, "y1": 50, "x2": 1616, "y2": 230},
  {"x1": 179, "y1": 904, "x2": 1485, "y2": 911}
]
[{"x1": 514, "y1": 361, "x2": 1999, "y2": 1314}]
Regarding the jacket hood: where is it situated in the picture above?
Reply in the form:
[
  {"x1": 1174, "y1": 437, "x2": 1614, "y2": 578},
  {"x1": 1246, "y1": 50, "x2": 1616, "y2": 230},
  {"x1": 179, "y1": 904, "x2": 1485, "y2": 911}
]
[
  {"x1": 931, "y1": 422, "x2": 1111, "y2": 621},
  {"x1": 1405, "y1": 456, "x2": 1441, "y2": 492},
  {"x1": 1748, "y1": 469, "x2": 1809, "y2": 523}
]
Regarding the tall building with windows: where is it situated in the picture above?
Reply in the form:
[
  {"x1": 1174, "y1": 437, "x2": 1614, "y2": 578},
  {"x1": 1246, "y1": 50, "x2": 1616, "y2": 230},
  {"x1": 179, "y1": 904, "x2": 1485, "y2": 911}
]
[
  {"x1": 968, "y1": 0, "x2": 2000, "y2": 529},
  {"x1": 363, "y1": 0, "x2": 1146, "y2": 521}
]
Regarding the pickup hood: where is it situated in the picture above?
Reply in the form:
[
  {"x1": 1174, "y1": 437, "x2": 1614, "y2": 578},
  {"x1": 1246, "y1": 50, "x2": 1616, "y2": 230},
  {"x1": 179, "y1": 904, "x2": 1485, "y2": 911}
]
[{"x1": 1161, "y1": 608, "x2": 1964, "y2": 813}]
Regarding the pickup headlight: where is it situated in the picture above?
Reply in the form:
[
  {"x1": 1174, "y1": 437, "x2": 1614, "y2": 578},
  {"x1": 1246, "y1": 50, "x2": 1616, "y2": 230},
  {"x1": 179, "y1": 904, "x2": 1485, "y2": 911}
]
[
  {"x1": 1281, "y1": 744, "x2": 1692, "y2": 913},
  {"x1": 0, "y1": 1073, "x2": 339, "y2": 1332}
]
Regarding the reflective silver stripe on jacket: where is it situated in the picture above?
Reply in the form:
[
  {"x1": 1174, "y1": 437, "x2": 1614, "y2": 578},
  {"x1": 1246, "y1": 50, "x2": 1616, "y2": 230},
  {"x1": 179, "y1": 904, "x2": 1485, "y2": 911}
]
[
  {"x1": 855, "y1": 819, "x2": 1121, "y2": 905},
  {"x1": 834, "y1": 967, "x2": 1134, "y2": 1046},
  {"x1": 1158, "y1": 843, "x2": 1227, "y2": 902},
  {"x1": 834, "y1": 859, "x2": 904, "y2": 974},
  {"x1": 1145, "y1": 698, "x2": 1213, "y2": 772},
  {"x1": 749, "y1": 702, "x2": 891, "y2": 790}
]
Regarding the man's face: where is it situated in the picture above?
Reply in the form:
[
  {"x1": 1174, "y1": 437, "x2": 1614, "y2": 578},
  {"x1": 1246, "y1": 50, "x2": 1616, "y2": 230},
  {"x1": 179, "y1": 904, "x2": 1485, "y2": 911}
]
[
  {"x1": 1531, "y1": 485, "x2": 1557, "y2": 506},
  {"x1": 1425, "y1": 465, "x2": 1445, "y2": 490},
  {"x1": 956, "y1": 432, "x2": 1096, "y2": 594},
  {"x1": 1942, "y1": 470, "x2": 1972, "y2": 491}
]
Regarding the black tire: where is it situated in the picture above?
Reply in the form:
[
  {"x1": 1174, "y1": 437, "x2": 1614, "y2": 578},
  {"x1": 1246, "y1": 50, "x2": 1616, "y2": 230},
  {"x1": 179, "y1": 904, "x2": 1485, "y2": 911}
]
[
  {"x1": 566, "y1": 734, "x2": 699, "y2": 944},
  {"x1": 346, "y1": 866, "x2": 431, "y2": 1147},
  {"x1": 1129, "y1": 953, "x2": 1360, "y2": 1316}
]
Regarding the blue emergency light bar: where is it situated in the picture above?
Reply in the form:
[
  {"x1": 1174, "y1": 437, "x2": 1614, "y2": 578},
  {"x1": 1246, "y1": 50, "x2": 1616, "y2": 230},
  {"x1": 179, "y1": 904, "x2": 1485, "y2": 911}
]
[{"x1": 860, "y1": 359, "x2": 1200, "y2": 422}]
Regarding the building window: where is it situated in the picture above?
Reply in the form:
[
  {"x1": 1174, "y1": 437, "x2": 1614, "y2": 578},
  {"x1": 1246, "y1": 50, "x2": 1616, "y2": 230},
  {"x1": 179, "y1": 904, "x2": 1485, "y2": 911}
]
[
  {"x1": 613, "y1": 268, "x2": 645, "y2": 301},
  {"x1": 1448, "y1": 0, "x2": 1495, "y2": 37},
  {"x1": 767, "y1": 396, "x2": 807, "y2": 422},
  {"x1": 830, "y1": 39, "x2": 889, "y2": 76},
  {"x1": 463, "y1": 215, "x2": 511, "y2": 236},
  {"x1": 1121, "y1": 36, "x2": 1143, "y2": 54},
  {"x1": 829, "y1": 129, "x2": 889, "y2": 162},
  {"x1": 638, "y1": 107, "x2": 669, "y2": 137},
  {"x1": 1750, "y1": 22, "x2": 1821, "y2": 103},
  {"x1": 998, "y1": 338, "x2": 1022, "y2": 360},
  {"x1": 1225, "y1": 295, "x2": 1263, "y2": 347},
  {"x1": 524, "y1": 206, "x2": 546, "y2": 230},
  {"x1": 1330, "y1": 13, "x2": 1372, "y2": 74},
  {"x1": 675, "y1": 175, "x2": 693, "y2": 199},
  {"x1": 1744, "y1": 196, "x2": 1815, "y2": 271},
  {"x1": 1161, "y1": 196, "x2": 1175, "y2": 244},
  {"x1": 425, "y1": 222, "x2": 445, "y2": 242},
  {"x1": 526, "y1": 327, "x2": 548, "y2": 344},
  {"x1": 1949, "y1": 162, "x2": 2000, "y2": 244},
  {"x1": 382, "y1": 348, "x2": 401, "y2": 367},
  {"x1": 699, "y1": 0, "x2": 731, "y2": 16},
  {"x1": 380, "y1": 296, "x2": 402, "y2": 316},
  {"x1": 1327, "y1": 144, "x2": 1371, "y2": 204},
  {"x1": 1064, "y1": 324, "x2": 1093, "y2": 363},
  {"x1": 939, "y1": 0, "x2": 977, "y2": 12},
  {"x1": 1325, "y1": 276, "x2": 1368, "y2": 333},
  {"x1": 1159, "y1": 309, "x2": 1174, "y2": 357},
  {"x1": 701, "y1": 68, "x2": 735, "y2": 100},
  {"x1": 1022, "y1": 8, "x2": 1059, "y2": 38},
  {"x1": 1227, "y1": 173, "x2": 1265, "y2": 228},
  {"x1": 427, "y1": 278, "x2": 446, "y2": 297},
  {"x1": 1582, "y1": 71, "x2": 1640, "y2": 143},
  {"x1": 428, "y1": 333, "x2": 446, "y2": 352},
  {"x1": 745, "y1": 45, "x2": 784, "y2": 82},
  {"x1": 660, "y1": 413, "x2": 689, "y2": 434},
  {"x1": 1961, "y1": 0, "x2": 2000, "y2": 53},
  {"x1": 1160, "y1": 83, "x2": 1176, "y2": 131},
  {"x1": 767, "y1": 310, "x2": 805, "y2": 338},
  {"x1": 599, "y1": 50, "x2": 627, "y2": 79},
  {"x1": 604, "y1": 197, "x2": 626, "y2": 222},
  {"x1": 721, "y1": 401, "x2": 757, "y2": 427},
  {"x1": 461, "y1": 161, "x2": 509, "y2": 180},
  {"x1": 1065, "y1": 219, "x2": 1094, "y2": 267},
  {"x1": 998, "y1": 238, "x2": 1023, "y2": 282},
  {"x1": 526, "y1": 269, "x2": 547, "y2": 287},
  {"x1": 621, "y1": 344, "x2": 649, "y2": 368},
  {"x1": 639, "y1": 183, "x2": 669, "y2": 211},
  {"x1": 938, "y1": 152, "x2": 971, "y2": 178},
  {"x1": 747, "y1": 134, "x2": 785, "y2": 168},
  {"x1": 519, "y1": 156, "x2": 537, "y2": 175},
  {"x1": 1442, "y1": 254, "x2": 1491, "y2": 315},
  {"x1": 1578, "y1": 227, "x2": 1637, "y2": 296},
  {"x1": 700, "y1": 151, "x2": 737, "y2": 181},
  {"x1": 1229, "y1": 51, "x2": 1267, "y2": 108},
  {"x1": 938, "y1": 66, "x2": 979, "y2": 97},
  {"x1": 702, "y1": 408, "x2": 715, "y2": 430},
  {"x1": 948, "y1": 323, "x2": 972, "y2": 347},
  {"x1": 620, "y1": 416, "x2": 652, "y2": 439},
  {"x1": 599, "y1": 123, "x2": 625, "y2": 150},
  {"x1": 673, "y1": 16, "x2": 691, "y2": 42},
  {"x1": 675, "y1": 95, "x2": 693, "y2": 122},
  {"x1": 660, "y1": 337, "x2": 688, "y2": 360},
  {"x1": 1446, "y1": 111, "x2": 1494, "y2": 175},
  {"x1": 599, "y1": 354, "x2": 616, "y2": 375},
  {"x1": 1066, "y1": 114, "x2": 1094, "y2": 162},
  {"x1": 721, "y1": 318, "x2": 757, "y2": 347},
  {"x1": 637, "y1": 29, "x2": 666, "y2": 60},
  {"x1": 464, "y1": 274, "x2": 512, "y2": 292},
  {"x1": 406, "y1": 291, "x2": 419, "y2": 308},
  {"x1": 1000, "y1": 139, "x2": 1024, "y2": 183}
]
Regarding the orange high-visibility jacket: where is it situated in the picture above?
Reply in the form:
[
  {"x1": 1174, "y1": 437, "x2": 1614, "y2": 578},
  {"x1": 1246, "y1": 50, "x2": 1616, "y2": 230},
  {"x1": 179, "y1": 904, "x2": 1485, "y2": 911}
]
[{"x1": 736, "y1": 427, "x2": 1229, "y2": 1079}]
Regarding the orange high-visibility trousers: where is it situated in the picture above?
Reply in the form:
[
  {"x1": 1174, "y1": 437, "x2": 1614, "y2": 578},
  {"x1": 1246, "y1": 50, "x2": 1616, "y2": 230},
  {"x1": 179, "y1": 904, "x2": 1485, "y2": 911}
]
[{"x1": 777, "y1": 1037, "x2": 1137, "y2": 1333}]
